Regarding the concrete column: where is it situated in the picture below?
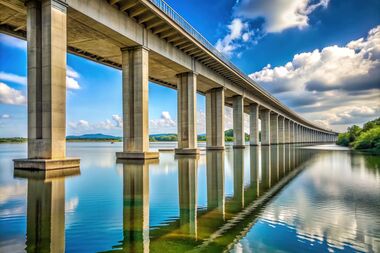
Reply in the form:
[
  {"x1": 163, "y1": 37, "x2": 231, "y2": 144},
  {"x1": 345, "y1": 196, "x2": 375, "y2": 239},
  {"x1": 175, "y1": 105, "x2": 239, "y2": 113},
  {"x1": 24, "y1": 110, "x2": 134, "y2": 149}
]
[
  {"x1": 294, "y1": 124, "x2": 299, "y2": 143},
  {"x1": 289, "y1": 121, "x2": 294, "y2": 144},
  {"x1": 278, "y1": 116, "x2": 285, "y2": 144},
  {"x1": 233, "y1": 95, "x2": 245, "y2": 148},
  {"x1": 117, "y1": 46, "x2": 158, "y2": 160},
  {"x1": 206, "y1": 88, "x2": 225, "y2": 150},
  {"x1": 14, "y1": 0, "x2": 80, "y2": 170},
  {"x1": 176, "y1": 72, "x2": 199, "y2": 155},
  {"x1": 31, "y1": 0, "x2": 66, "y2": 159},
  {"x1": 260, "y1": 109, "x2": 270, "y2": 145},
  {"x1": 284, "y1": 119, "x2": 290, "y2": 144},
  {"x1": 249, "y1": 104, "x2": 259, "y2": 146},
  {"x1": 270, "y1": 113, "x2": 279, "y2": 144}
]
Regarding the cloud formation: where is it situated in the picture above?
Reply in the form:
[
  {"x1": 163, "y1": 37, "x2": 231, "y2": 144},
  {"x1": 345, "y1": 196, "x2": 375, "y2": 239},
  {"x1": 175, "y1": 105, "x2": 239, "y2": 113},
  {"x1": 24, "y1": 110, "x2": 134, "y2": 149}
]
[
  {"x1": 216, "y1": 0, "x2": 330, "y2": 56},
  {"x1": 215, "y1": 18, "x2": 253, "y2": 56},
  {"x1": 249, "y1": 25, "x2": 380, "y2": 131},
  {"x1": 66, "y1": 66, "x2": 81, "y2": 90},
  {"x1": 0, "y1": 34, "x2": 26, "y2": 50},
  {"x1": 0, "y1": 82, "x2": 26, "y2": 105},
  {"x1": 0, "y1": 72, "x2": 27, "y2": 85},
  {"x1": 235, "y1": 0, "x2": 329, "y2": 33}
]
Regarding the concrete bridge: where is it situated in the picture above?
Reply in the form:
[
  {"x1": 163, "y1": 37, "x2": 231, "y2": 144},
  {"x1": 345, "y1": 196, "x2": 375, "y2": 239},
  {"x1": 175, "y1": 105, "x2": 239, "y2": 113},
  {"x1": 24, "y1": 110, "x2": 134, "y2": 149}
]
[{"x1": 1, "y1": 0, "x2": 338, "y2": 168}]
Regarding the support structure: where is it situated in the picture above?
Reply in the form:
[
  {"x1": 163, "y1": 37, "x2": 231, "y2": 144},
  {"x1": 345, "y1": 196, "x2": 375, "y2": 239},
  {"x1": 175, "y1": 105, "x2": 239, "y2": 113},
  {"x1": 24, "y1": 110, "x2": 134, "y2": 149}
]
[
  {"x1": 14, "y1": 0, "x2": 79, "y2": 170},
  {"x1": 278, "y1": 116, "x2": 285, "y2": 144},
  {"x1": 117, "y1": 46, "x2": 159, "y2": 160},
  {"x1": 175, "y1": 72, "x2": 200, "y2": 155},
  {"x1": 233, "y1": 95, "x2": 245, "y2": 148},
  {"x1": 249, "y1": 104, "x2": 259, "y2": 146},
  {"x1": 260, "y1": 109, "x2": 270, "y2": 146},
  {"x1": 270, "y1": 113, "x2": 278, "y2": 145},
  {"x1": 206, "y1": 88, "x2": 225, "y2": 150}
]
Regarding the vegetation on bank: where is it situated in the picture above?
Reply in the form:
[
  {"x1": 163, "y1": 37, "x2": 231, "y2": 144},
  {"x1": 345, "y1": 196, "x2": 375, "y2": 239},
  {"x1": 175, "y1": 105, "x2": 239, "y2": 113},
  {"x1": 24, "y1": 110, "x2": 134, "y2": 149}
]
[
  {"x1": 0, "y1": 137, "x2": 27, "y2": 143},
  {"x1": 336, "y1": 117, "x2": 380, "y2": 152},
  {"x1": 0, "y1": 129, "x2": 260, "y2": 143}
]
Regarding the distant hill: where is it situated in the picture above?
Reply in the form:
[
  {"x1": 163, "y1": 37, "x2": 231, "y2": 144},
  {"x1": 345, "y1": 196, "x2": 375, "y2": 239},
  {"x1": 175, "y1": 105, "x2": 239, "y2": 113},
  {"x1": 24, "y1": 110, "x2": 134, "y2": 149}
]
[{"x1": 66, "y1": 133, "x2": 121, "y2": 140}]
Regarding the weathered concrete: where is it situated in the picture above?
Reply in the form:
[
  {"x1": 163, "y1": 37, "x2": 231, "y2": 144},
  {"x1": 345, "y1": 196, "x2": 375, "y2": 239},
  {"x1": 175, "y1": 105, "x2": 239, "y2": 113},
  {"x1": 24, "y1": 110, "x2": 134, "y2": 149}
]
[
  {"x1": 249, "y1": 104, "x2": 259, "y2": 146},
  {"x1": 27, "y1": 0, "x2": 67, "y2": 159},
  {"x1": 284, "y1": 119, "x2": 290, "y2": 144},
  {"x1": 117, "y1": 46, "x2": 159, "y2": 160},
  {"x1": 233, "y1": 95, "x2": 245, "y2": 148},
  {"x1": 15, "y1": 0, "x2": 80, "y2": 170},
  {"x1": 14, "y1": 158, "x2": 80, "y2": 170},
  {"x1": 176, "y1": 72, "x2": 199, "y2": 155},
  {"x1": 270, "y1": 113, "x2": 279, "y2": 144},
  {"x1": 289, "y1": 121, "x2": 294, "y2": 144},
  {"x1": 260, "y1": 109, "x2": 271, "y2": 146},
  {"x1": 206, "y1": 88, "x2": 225, "y2": 150},
  {"x1": 278, "y1": 116, "x2": 285, "y2": 144}
]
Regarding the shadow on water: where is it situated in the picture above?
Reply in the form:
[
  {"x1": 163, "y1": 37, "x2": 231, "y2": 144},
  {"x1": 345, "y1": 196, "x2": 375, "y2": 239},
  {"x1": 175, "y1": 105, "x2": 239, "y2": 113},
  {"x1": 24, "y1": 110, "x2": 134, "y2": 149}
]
[{"x1": 5, "y1": 144, "x2": 379, "y2": 253}]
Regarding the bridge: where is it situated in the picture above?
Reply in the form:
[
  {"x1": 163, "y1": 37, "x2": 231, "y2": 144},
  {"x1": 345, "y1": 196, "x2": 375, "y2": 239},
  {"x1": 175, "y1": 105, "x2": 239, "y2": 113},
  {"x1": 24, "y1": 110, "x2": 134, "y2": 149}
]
[{"x1": 1, "y1": 0, "x2": 338, "y2": 169}]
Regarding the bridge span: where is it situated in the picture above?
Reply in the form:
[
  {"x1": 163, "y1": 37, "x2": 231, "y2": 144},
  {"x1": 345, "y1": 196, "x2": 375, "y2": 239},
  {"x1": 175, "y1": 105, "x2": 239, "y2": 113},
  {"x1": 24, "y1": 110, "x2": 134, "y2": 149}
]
[{"x1": 0, "y1": 0, "x2": 338, "y2": 168}]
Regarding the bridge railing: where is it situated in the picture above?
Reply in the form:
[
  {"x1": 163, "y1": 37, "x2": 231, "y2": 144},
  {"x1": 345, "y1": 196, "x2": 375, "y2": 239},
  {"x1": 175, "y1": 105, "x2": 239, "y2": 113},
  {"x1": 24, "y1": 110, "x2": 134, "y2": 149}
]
[{"x1": 149, "y1": 0, "x2": 333, "y2": 132}]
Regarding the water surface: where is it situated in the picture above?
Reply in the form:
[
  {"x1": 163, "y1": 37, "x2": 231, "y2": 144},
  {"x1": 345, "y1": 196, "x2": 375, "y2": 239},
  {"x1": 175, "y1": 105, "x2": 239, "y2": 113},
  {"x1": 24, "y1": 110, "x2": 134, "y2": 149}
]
[{"x1": 0, "y1": 143, "x2": 379, "y2": 252}]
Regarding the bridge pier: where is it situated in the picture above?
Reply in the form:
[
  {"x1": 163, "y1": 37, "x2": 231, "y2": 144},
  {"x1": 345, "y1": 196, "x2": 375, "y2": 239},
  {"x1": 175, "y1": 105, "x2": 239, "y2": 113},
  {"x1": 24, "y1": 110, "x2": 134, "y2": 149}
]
[
  {"x1": 175, "y1": 72, "x2": 200, "y2": 155},
  {"x1": 260, "y1": 109, "x2": 271, "y2": 146},
  {"x1": 233, "y1": 95, "x2": 245, "y2": 148},
  {"x1": 270, "y1": 113, "x2": 279, "y2": 144},
  {"x1": 249, "y1": 104, "x2": 260, "y2": 146},
  {"x1": 206, "y1": 88, "x2": 225, "y2": 150},
  {"x1": 14, "y1": 0, "x2": 80, "y2": 170},
  {"x1": 117, "y1": 46, "x2": 159, "y2": 160},
  {"x1": 278, "y1": 116, "x2": 285, "y2": 144}
]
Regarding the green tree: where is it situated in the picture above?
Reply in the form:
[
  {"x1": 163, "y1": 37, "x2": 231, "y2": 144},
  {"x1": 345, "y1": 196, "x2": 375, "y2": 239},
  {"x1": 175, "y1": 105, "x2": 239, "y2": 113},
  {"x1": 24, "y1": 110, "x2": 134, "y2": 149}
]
[{"x1": 352, "y1": 126, "x2": 380, "y2": 151}]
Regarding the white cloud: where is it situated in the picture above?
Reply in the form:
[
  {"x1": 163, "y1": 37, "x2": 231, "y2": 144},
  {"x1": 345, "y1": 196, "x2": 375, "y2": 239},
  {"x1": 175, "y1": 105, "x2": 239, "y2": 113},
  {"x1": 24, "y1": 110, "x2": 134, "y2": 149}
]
[
  {"x1": 0, "y1": 66, "x2": 81, "y2": 90},
  {"x1": 150, "y1": 111, "x2": 176, "y2": 133},
  {"x1": 0, "y1": 72, "x2": 26, "y2": 85},
  {"x1": 235, "y1": 0, "x2": 330, "y2": 33},
  {"x1": 249, "y1": 25, "x2": 380, "y2": 131},
  {"x1": 0, "y1": 34, "x2": 26, "y2": 50},
  {"x1": 1, "y1": 114, "x2": 10, "y2": 119},
  {"x1": 0, "y1": 82, "x2": 26, "y2": 105},
  {"x1": 66, "y1": 66, "x2": 81, "y2": 90},
  {"x1": 68, "y1": 115, "x2": 123, "y2": 133},
  {"x1": 112, "y1": 114, "x2": 122, "y2": 128},
  {"x1": 215, "y1": 18, "x2": 252, "y2": 57}
]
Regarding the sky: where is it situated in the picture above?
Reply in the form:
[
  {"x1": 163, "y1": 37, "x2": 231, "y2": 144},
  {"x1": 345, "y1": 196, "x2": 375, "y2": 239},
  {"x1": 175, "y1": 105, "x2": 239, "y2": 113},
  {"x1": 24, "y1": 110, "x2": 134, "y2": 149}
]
[{"x1": 0, "y1": 0, "x2": 379, "y2": 137}]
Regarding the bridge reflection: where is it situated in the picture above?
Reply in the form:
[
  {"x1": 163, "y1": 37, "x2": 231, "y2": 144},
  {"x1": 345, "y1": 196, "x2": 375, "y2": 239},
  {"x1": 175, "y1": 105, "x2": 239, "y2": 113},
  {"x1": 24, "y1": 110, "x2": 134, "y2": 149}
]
[
  {"x1": 14, "y1": 168, "x2": 80, "y2": 253},
  {"x1": 18, "y1": 145, "x2": 315, "y2": 253}
]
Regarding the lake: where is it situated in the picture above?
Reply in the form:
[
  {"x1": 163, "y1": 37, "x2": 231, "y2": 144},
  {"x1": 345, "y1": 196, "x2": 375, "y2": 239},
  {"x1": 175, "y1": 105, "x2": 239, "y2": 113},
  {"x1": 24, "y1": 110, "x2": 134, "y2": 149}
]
[{"x1": 0, "y1": 143, "x2": 379, "y2": 253}]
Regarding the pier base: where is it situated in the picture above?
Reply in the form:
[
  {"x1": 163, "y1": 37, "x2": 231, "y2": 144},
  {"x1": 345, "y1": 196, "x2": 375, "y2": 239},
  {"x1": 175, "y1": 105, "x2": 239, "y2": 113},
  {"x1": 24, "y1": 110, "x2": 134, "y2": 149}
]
[{"x1": 13, "y1": 158, "x2": 80, "y2": 170}]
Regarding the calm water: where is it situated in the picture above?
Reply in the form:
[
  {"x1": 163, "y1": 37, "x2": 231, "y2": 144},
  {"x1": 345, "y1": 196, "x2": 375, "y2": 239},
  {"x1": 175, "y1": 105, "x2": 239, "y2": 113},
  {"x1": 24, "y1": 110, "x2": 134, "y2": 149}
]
[{"x1": 0, "y1": 143, "x2": 379, "y2": 253}]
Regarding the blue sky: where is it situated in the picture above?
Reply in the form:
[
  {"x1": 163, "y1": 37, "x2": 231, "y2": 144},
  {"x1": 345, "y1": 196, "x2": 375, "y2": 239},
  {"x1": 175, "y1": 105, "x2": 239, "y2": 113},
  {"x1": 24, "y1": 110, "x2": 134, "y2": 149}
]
[{"x1": 0, "y1": 0, "x2": 379, "y2": 137}]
